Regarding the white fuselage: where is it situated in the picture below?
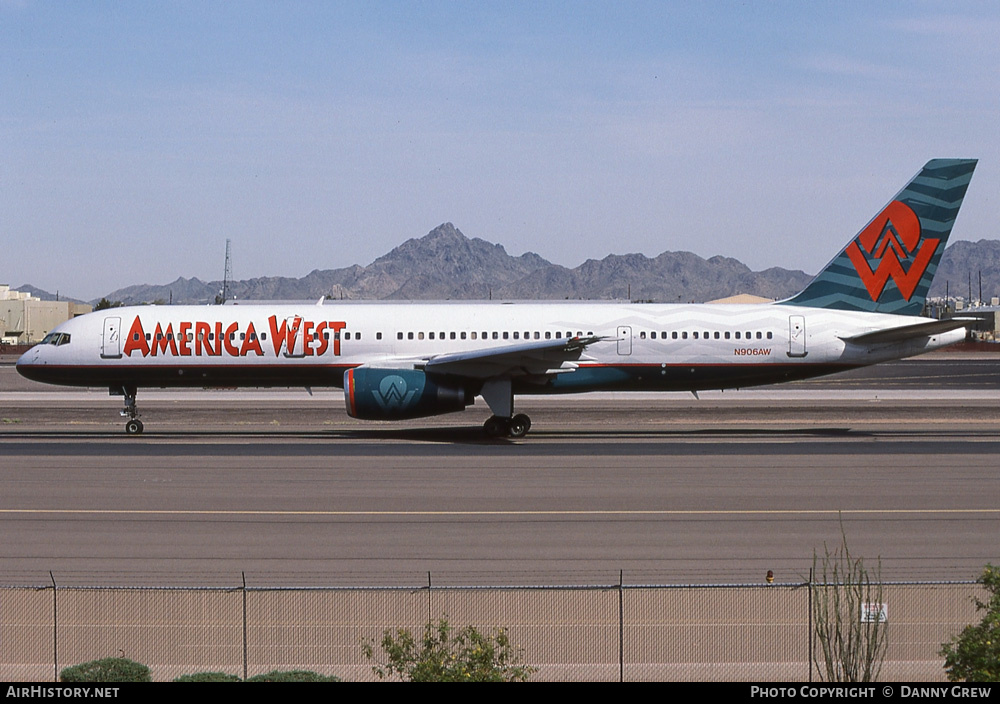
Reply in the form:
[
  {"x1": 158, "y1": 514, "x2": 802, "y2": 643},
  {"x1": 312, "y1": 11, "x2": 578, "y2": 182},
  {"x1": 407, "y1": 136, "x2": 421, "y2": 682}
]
[{"x1": 15, "y1": 300, "x2": 963, "y2": 394}]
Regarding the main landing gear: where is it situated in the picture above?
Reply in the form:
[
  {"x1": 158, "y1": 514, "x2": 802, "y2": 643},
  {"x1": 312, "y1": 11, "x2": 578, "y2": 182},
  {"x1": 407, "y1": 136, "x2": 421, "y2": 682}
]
[
  {"x1": 118, "y1": 386, "x2": 144, "y2": 435},
  {"x1": 483, "y1": 413, "x2": 532, "y2": 438},
  {"x1": 480, "y1": 378, "x2": 531, "y2": 439}
]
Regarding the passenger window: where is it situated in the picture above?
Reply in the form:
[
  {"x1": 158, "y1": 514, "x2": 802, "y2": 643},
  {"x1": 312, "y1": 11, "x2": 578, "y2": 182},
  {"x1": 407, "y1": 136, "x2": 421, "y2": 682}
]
[
  {"x1": 429, "y1": 332, "x2": 435, "y2": 340},
  {"x1": 470, "y1": 332, "x2": 476, "y2": 340},
  {"x1": 767, "y1": 332, "x2": 772, "y2": 339},
  {"x1": 555, "y1": 332, "x2": 562, "y2": 339},
  {"x1": 714, "y1": 332, "x2": 720, "y2": 339},
  {"x1": 503, "y1": 332, "x2": 509, "y2": 340},
  {"x1": 377, "y1": 332, "x2": 383, "y2": 340},
  {"x1": 693, "y1": 332, "x2": 699, "y2": 339},
  {"x1": 682, "y1": 332, "x2": 688, "y2": 339},
  {"x1": 418, "y1": 332, "x2": 425, "y2": 340},
  {"x1": 407, "y1": 332, "x2": 414, "y2": 340},
  {"x1": 756, "y1": 332, "x2": 762, "y2": 339},
  {"x1": 672, "y1": 332, "x2": 678, "y2": 339},
  {"x1": 735, "y1": 332, "x2": 741, "y2": 339},
  {"x1": 725, "y1": 332, "x2": 731, "y2": 340},
  {"x1": 450, "y1": 332, "x2": 456, "y2": 340},
  {"x1": 545, "y1": 332, "x2": 551, "y2": 339},
  {"x1": 513, "y1": 332, "x2": 520, "y2": 339}
]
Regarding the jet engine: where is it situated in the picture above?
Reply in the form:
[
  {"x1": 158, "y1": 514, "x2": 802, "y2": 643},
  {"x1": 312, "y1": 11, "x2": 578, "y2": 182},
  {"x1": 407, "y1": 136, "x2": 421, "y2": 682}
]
[{"x1": 344, "y1": 368, "x2": 472, "y2": 420}]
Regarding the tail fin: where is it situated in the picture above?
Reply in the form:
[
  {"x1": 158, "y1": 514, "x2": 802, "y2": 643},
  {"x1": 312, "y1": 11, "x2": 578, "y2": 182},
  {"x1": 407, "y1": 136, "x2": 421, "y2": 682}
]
[{"x1": 780, "y1": 159, "x2": 977, "y2": 315}]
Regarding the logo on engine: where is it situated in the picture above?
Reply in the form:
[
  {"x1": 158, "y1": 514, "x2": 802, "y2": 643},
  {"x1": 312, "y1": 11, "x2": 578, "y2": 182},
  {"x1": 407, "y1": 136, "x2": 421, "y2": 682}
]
[
  {"x1": 845, "y1": 200, "x2": 938, "y2": 302},
  {"x1": 373, "y1": 375, "x2": 417, "y2": 411}
]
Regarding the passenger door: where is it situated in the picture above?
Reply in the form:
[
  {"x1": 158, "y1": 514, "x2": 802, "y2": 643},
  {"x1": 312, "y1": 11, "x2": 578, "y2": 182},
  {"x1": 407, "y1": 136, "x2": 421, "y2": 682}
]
[
  {"x1": 617, "y1": 325, "x2": 632, "y2": 356},
  {"x1": 787, "y1": 315, "x2": 807, "y2": 358},
  {"x1": 101, "y1": 316, "x2": 122, "y2": 359}
]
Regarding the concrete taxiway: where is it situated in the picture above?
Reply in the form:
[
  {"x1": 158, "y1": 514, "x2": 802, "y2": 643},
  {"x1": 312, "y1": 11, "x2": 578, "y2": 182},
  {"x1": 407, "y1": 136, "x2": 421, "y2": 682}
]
[{"x1": 1, "y1": 356, "x2": 998, "y2": 587}]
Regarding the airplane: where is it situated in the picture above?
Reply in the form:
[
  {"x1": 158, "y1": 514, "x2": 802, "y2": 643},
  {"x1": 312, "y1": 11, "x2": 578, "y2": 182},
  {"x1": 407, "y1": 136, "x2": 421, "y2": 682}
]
[{"x1": 16, "y1": 158, "x2": 977, "y2": 438}]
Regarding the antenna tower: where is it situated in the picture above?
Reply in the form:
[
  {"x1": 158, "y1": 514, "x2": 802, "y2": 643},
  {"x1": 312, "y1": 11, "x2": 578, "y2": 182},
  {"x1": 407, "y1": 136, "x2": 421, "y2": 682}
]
[{"x1": 221, "y1": 239, "x2": 233, "y2": 303}]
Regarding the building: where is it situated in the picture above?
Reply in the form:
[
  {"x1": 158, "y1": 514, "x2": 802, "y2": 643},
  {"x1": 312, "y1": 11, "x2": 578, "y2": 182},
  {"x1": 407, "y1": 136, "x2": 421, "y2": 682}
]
[{"x1": 0, "y1": 285, "x2": 92, "y2": 344}]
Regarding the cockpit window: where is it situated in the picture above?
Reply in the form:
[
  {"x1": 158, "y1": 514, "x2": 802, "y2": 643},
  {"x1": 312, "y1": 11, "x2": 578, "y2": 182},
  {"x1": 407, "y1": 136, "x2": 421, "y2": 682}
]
[{"x1": 41, "y1": 333, "x2": 71, "y2": 346}]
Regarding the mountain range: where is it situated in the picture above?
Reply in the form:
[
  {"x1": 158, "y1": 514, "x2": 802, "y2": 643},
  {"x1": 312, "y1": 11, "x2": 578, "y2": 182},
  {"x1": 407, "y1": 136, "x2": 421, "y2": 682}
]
[{"x1": 19, "y1": 223, "x2": 1000, "y2": 306}]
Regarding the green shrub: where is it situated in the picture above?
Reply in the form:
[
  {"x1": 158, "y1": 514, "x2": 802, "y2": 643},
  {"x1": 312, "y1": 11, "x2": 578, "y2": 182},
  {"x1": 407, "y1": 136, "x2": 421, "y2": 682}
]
[
  {"x1": 59, "y1": 657, "x2": 151, "y2": 682},
  {"x1": 363, "y1": 618, "x2": 536, "y2": 682},
  {"x1": 173, "y1": 671, "x2": 241, "y2": 682},
  {"x1": 941, "y1": 564, "x2": 1000, "y2": 682},
  {"x1": 244, "y1": 670, "x2": 340, "y2": 682}
]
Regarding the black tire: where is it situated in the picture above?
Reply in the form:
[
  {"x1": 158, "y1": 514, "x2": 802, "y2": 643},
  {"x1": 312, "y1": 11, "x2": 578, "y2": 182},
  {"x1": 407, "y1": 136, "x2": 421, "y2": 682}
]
[
  {"x1": 512, "y1": 413, "x2": 531, "y2": 432},
  {"x1": 483, "y1": 416, "x2": 507, "y2": 438},
  {"x1": 507, "y1": 416, "x2": 529, "y2": 438},
  {"x1": 125, "y1": 419, "x2": 143, "y2": 435}
]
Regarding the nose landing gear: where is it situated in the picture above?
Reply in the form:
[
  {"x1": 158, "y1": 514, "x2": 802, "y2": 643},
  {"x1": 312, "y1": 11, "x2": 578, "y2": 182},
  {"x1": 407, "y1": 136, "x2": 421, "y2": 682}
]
[{"x1": 117, "y1": 386, "x2": 144, "y2": 435}]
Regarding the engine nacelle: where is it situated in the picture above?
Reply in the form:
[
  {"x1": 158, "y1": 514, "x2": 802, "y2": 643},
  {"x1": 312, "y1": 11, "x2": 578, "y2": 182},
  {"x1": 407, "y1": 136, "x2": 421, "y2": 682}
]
[{"x1": 344, "y1": 368, "x2": 472, "y2": 420}]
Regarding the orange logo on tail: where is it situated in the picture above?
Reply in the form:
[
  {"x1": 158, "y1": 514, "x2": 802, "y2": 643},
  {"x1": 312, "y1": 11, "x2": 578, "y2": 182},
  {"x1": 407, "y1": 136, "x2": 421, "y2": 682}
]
[{"x1": 845, "y1": 200, "x2": 937, "y2": 302}]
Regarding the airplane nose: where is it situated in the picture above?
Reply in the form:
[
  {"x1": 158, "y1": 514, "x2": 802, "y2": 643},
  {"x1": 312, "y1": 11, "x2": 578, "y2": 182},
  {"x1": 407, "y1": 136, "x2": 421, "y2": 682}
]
[{"x1": 15, "y1": 346, "x2": 43, "y2": 380}]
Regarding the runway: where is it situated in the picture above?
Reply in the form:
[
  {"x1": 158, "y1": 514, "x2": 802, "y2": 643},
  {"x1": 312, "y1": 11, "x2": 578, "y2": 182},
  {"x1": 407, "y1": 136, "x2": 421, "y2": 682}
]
[{"x1": 1, "y1": 356, "x2": 998, "y2": 587}]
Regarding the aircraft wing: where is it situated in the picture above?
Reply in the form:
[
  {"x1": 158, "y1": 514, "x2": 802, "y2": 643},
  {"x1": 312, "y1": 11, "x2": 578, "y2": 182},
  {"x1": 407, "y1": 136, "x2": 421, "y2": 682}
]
[
  {"x1": 840, "y1": 318, "x2": 974, "y2": 345},
  {"x1": 420, "y1": 335, "x2": 604, "y2": 379}
]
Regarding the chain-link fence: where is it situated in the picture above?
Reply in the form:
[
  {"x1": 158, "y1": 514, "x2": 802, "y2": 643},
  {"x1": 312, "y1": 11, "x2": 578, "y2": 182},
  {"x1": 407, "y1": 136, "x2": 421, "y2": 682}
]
[{"x1": 0, "y1": 578, "x2": 983, "y2": 682}]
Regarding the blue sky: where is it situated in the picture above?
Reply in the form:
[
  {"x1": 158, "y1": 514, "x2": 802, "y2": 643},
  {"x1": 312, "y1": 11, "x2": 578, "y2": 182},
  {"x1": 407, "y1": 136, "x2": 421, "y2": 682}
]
[{"x1": 3, "y1": 1, "x2": 998, "y2": 300}]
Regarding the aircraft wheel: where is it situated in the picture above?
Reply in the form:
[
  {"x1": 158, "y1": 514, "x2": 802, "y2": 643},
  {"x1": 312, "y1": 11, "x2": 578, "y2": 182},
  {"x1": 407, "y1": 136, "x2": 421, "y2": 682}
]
[
  {"x1": 125, "y1": 419, "x2": 144, "y2": 435},
  {"x1": 483, "y1": 416, "x2": 508, "y2": 438},
  {"x1": 507, "y1": 415, "x2": 530, "y2": 438},
  {"x1": 512, "y1": 413, "x2": 531, "y2": 433}
]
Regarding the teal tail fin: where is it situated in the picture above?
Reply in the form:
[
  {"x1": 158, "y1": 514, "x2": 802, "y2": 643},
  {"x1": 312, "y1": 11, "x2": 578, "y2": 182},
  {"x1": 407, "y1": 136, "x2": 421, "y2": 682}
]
[{"x1": 780, "y1": 159, "x2": 977, "y2": 315}]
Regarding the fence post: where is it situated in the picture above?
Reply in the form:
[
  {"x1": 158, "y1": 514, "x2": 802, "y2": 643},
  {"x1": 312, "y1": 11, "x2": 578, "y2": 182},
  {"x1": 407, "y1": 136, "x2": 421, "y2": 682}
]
[
  {"x1": 427, "y1": 571, "x2": 432, "y2": 624},
  {"x1": 49, "y1": 572, "x2": 57, "y2": 682},
  {"x1": 242, "y1": 572, "x2": 248, "y2": 681},
  {"x1": 619, "y1": 570, "x2": 624, "y2": 683},
  {"x1": 808, "y1": 567, "x2": 813, "y2": 682}
]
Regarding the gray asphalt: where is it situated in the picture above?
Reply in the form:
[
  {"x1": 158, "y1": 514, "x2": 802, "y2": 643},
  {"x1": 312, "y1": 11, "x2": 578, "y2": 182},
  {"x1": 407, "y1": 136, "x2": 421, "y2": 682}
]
[{"x1": 1, "y1": 355, "x2": 998, "y2": 588}]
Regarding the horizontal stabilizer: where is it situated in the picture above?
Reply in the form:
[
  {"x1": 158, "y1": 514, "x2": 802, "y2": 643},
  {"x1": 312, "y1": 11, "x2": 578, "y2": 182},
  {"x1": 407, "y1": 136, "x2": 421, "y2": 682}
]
[{"x1": 840, "y1": 318, "x2": 974, "y2": 345}]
